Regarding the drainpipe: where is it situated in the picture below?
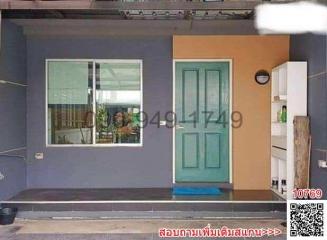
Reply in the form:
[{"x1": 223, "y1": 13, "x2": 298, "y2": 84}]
[{"x1": 0, "y1": 10, "x2": 2, "y2": 51}]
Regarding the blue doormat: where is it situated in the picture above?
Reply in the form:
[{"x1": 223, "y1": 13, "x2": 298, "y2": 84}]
[{"x1": 172, "y1": 187, "x2": 222, "y2": 195}]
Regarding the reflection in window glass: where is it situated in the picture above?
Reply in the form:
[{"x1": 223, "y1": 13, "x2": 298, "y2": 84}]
[
  {"x1": 95, "y1": 62, "x2": 141, "y2": 144},
  {"x1": 47, "y1": 60, "x2": 142, "y2": 146},
  {"x1": 47, "y1": 61, "x2": 93, "y2": 145}
]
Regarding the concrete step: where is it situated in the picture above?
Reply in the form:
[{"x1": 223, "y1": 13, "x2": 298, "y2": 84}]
[{"x1": 1, "y1": 201, "x2": 286, "y2": 219}]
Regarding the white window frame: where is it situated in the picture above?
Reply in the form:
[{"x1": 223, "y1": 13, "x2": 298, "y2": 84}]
[{"x1": 45, "y1": 59, "x2": 143, "y2": 147}]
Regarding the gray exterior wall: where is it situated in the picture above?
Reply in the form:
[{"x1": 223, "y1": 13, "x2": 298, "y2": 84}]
[
  {"x1": 290, "y1": 34, "x2": 327, "y2": 197},
  {"x1": 0, "y1": 21, "x2": 27, "y2": 200},
  {"x1": 26, "y1": 36, "x2": 173, "y2": 188}
]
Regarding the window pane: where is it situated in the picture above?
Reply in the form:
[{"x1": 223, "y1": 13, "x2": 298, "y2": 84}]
[
  {"x1": 95, "y1": 62, "x2": 141, "y2": 144},
  {"x1": 47, "y1": 61, "x2": 93, "y2": 145}
]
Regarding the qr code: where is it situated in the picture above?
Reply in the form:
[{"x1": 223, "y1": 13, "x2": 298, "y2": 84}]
[{"x1": 289, "y1": 202, "x2": 324, "y2": 237}]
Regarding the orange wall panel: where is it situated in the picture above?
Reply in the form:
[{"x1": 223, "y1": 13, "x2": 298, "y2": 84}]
[{"x1": 173, "y1": 35, "x2": 290, "y2": 190}]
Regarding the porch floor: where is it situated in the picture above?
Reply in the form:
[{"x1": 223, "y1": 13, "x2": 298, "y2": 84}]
[
  {"x1": 2, "y1": 189, "x2": 286, "y2": 218},
  {"x1": 8, "y1": 188, "x2": 283, "y2": 202}
]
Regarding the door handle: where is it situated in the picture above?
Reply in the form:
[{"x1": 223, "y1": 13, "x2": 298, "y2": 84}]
[{"x1": 176, "y1": 125, "x2": 184, "y2": 129}]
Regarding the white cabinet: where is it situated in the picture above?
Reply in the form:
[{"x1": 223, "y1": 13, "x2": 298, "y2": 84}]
[{"x1": 271, "y1": 62, "x2": 307, "y2": 199}]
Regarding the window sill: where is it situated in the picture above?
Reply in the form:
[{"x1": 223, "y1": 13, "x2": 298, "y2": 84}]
[{"x1": 46, "y1": 144, "x2": 143, "y2": 148}]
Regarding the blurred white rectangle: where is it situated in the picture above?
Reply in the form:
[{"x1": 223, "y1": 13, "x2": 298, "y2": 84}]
[{"x1": 255, "y1": 1, "x2": 327, "y2": 34}]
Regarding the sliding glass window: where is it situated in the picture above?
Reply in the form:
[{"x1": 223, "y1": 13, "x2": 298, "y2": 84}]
[{"x1": 47, "y1": 60, "x2": 142, "y2": 146}]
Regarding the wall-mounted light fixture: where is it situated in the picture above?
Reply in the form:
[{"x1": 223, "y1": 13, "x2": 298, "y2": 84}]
[{"x1": 255, "y1": 70, "x2": 270, "y2": 85}]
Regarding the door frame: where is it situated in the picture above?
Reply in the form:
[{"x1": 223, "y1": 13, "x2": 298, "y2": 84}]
[{"x1": 172, "y1": 59, "x2": 233, "y2": 184}]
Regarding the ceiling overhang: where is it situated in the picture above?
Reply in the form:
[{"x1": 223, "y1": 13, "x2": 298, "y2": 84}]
[
  {"x1": 0, "y1": 1, "x2": 291, "y2": 11},
  {"x1": 0, "y1": 0, "x2": 300, "y2": 20},
  {"x1": 11, "y1": 19, "x2": 258, "y2": 36},
  {"x1": 2, "y1": 0, "x2": 304, "y2": 36}
]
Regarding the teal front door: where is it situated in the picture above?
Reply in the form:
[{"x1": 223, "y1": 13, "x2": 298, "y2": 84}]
[{"x1": 175, "y1": 62, "x2": 230, "y2": 182}]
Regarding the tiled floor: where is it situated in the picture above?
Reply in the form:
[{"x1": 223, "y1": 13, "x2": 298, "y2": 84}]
[{"x1": 8, "y1": 188, "x2": 283, "y2": 202}]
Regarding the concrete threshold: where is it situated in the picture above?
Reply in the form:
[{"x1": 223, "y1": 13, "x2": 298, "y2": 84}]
[{"x1": 17, "y1": 211, "x2": 286, "y2": 220}]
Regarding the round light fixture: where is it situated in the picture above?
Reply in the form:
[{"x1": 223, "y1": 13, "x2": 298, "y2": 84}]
[{"x1": 255, "y1": 70, "x2": 270, "y2": 85}]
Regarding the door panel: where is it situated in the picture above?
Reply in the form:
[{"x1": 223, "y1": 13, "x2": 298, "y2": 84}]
[
  {"x1": 205, "y1": 70, "x2": 221, "y2": 122},
  {"x1": 182, "y1": 133, "x2": 200, "y2": 169},
  {"x1": 175, "y1": 62, "x2": 229, "y2": 183},
  {"x1": 204, "y1": 133, "x2": 221, "y2": 169},
  {"x1": 182, "y1": 70, "x2": 199, "y2": 122}
]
